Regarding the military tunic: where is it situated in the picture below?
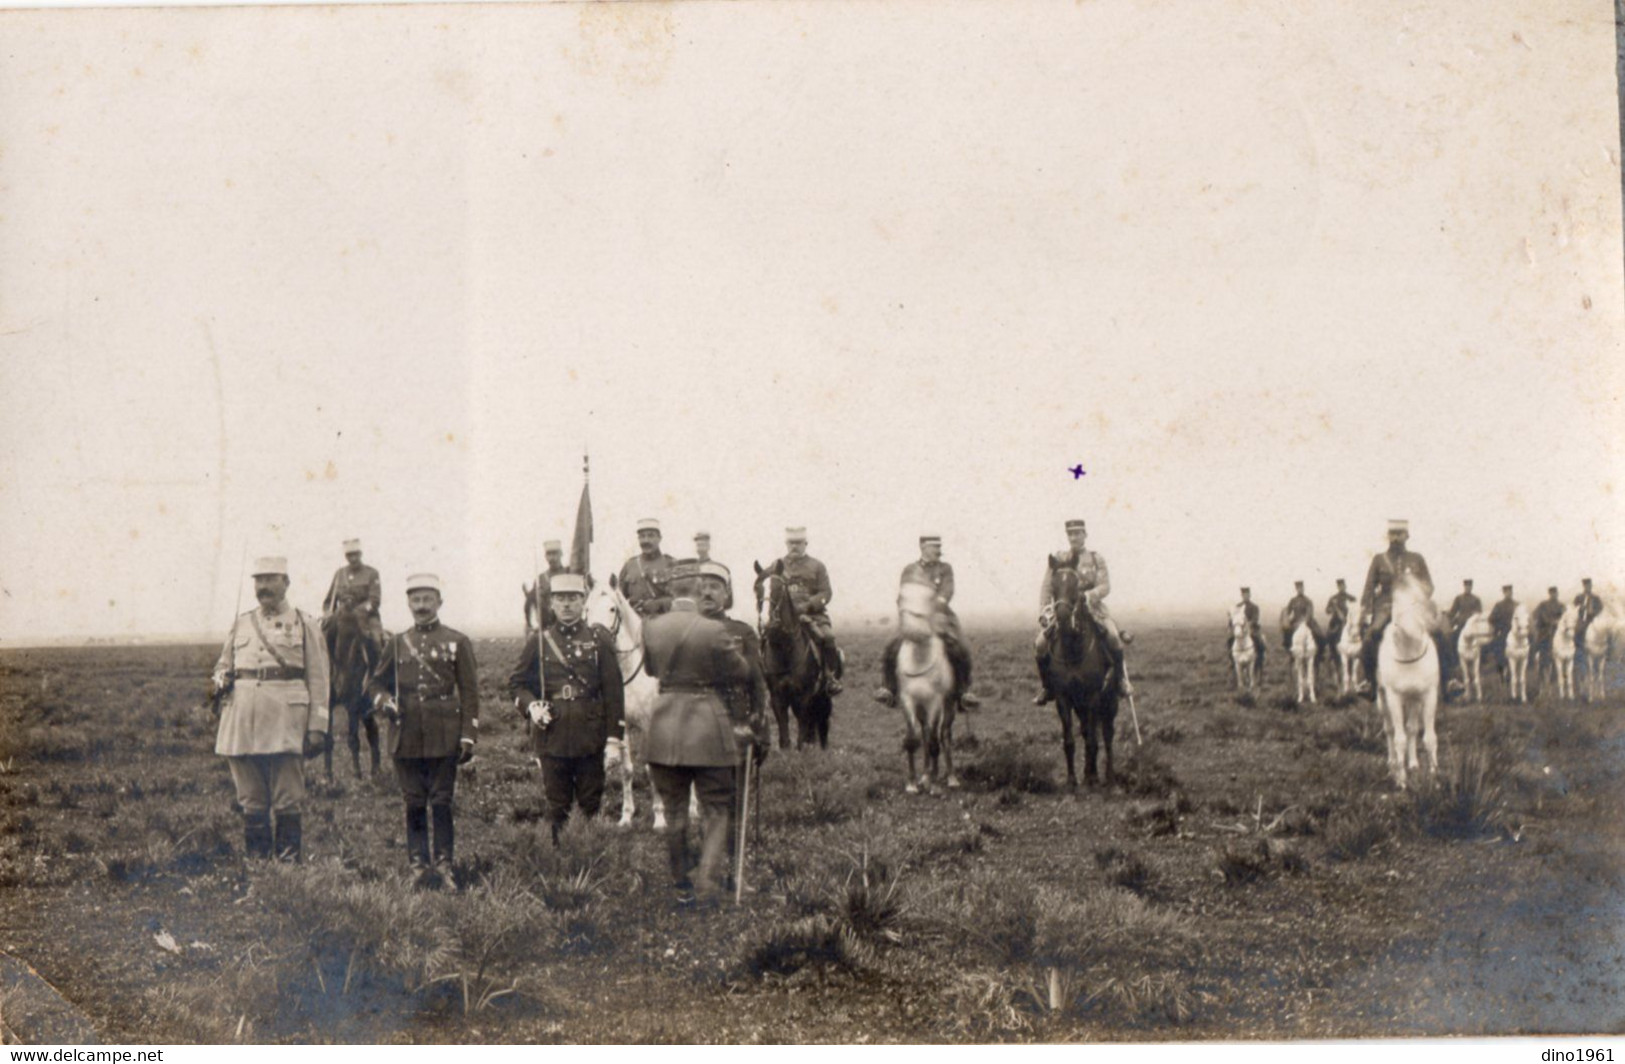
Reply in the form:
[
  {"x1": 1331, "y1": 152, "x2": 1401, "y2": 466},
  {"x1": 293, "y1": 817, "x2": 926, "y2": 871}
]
[
  {"x1": 506, "y1": 621, "x2": 626, "y2": 759},
  {"x1": 369, "y1": 621, "x2": 480, "y2": 760},
  {"x1": 901, "y1": 559, "x2": 959, "y2": 640},
  {"x1": 214, "y1": 604, "x2": 332, "y2": 757},
  {"x1": 1532, "y1": 599, "x2": 1565, "y2": 646},
  {"x1": 1359, "y1": 548, "x2": 1434, "y2": 630},
  {"x1": 1326, "y1": 591, "x2": 1356, "y2": 627},
  {"x1": 324, "y1": 564, "x2": 382, "y2": 615},
  {"x1": 1281, "y1": 593, "x2": 1324, "y2": 648},
  {"x1": 1488, "y1": 598, "x2": 1518, "y2": 639},
  {"x1": 1039, "y1": 550, "x2": 1113, "y2": 634},
  {"x1": 775, "y1": 554, "x2": 834, "y2": 618},
  {"x1": 1448, "y1": 592, "x2": 1483, "y2": 631},
  {"x1": 618, "y1": 552, "x2": 678, "y2": 616}
]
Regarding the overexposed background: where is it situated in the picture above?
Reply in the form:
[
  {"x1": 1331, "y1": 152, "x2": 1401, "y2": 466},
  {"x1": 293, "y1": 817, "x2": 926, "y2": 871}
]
[{"x1": 1, "y1": 0, "x2": 1621, "y2": 640}]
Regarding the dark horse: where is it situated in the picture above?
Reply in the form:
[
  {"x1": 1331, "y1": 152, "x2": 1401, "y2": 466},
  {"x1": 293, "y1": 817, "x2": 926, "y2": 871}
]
[
  {"x1": 323, "y1": 607, "x2": 381, "y2": 779},
  {"x1": 1042, "y1": 557, "x2": 1120, "y2": 788},
  {"x1": 753, "y1": 560, "x2": 834, "y2": 750}
]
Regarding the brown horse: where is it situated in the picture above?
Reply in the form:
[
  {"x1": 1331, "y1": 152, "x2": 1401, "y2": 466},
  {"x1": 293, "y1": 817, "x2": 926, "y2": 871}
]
[
  {"x1": 1042, "y1": 558, "x2": 1119, "y2": 788},
  {"x1": 754, "y1": 560, "x2": 834, "y2": 750},
  {"x1": 323, "y1": 607, "x2": 380, "y2": 779}
]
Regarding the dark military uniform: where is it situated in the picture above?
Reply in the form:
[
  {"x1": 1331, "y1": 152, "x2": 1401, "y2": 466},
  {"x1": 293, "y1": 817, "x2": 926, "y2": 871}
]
[
  {"x1": 369, "y1": 621, "x2": 480, "y2": 870},
  {"x1": 642, "y1": 601, "x2": 752, "y2": 901},
  {"x1": 1532, "y1": 597, "x2": 1565, "y2": 689},
  {"x1": 716, "y1": 615, "x2": 770, "y2": 883},
  {"x1": 619, "y1": 552, "x2": 678, "y2": 616},
  {"x1": 1448, "y1": 590, "x2": 1483, "y2": 631},
  {"x1": 1280, "y1": 592, "x2": 1324, "y2": 650},
  {"x1": 324, "y1": 564, "x2": 383, "y2": 637},
  {"x1": 506, "y1": 619, "x2": 625, "y2": 839},
  {"x1": 1573, "y1": 587, "x2": 1604, "y2": 671},
  {"x1": 1228, "y1": 598, "x2": 1266, "y2": 674},
  {"x1": 1358, "y1": 546, "x2": 1455, "y2": 692},
  {"x1": 1487, "y1": 595, "x2": 1518, "y2": 675}
]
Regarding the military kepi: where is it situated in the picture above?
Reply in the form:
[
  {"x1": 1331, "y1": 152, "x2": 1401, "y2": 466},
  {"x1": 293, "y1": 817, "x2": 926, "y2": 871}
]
[
  {"x1": 636, "y1": 518, "x2": 661, "y2": 533},
  {"x1": 785, "y1": 526, "x2": 808, "y2": 541},
  {"x1": 550, "y1": 573, "x2": 588, "y2": 596},
  {"x1": 1064, "y1": 519, "x2": 1087, "y2": 532},
  {"x1": 543, "y1": 539, "x2": 562, "y2": 552},
  {"x1": 920, "y1": 535, "x2": 941, "y2": 546},
  {"x1": 695, "y1": 560, "x2": 730, "y2": 583},
  {"x1": 1387, "y1": 519, "x2": 1409, "y2": 533},
  {"x1": 343, "y1": 538, "x2": 361, "y2": 553},
  {"x1": 252, "y1": 555, "x2": 288, "y2": 577},
  {"x1": 406, "y1": 573, "x2": 441, "y2": 593}
]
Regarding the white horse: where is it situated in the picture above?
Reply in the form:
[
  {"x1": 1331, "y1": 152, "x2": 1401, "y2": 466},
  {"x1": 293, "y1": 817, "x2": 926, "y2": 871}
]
[
  {"x1": 1505, "y1": 605, "x2": 1532, "y2": 704},
  {"x1": 1456, "y1": 612, "x2": 1494, "y2": 703},
  {"x1": 1229, "y1": 610, "x2": 1258, "y2": 696},
  {"x1": 1337, "y1": 617, "x2": 1364, "y2": 697},
  {"x1": 1288, "y1": 620, "x2": 1317, "y2": 704},
  {"x1": 895, "y1": 583, "x2": 957, "y2": 793},
  {"x1": 1552, "y1": 611, "x2": 1579, "y2": 701},
  {"x1": 1583, "y1": 611, "x2": 1616, "y2": 702},
  {"x1": 1377, "y1": 579, "x2": 1439, "y2": 791},
  {"x1": 585, "y1": 581, "x2": 672, "y2": 829}
]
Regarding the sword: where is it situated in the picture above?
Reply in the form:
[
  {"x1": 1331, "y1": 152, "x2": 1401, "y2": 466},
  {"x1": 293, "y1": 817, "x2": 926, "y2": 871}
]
[
  {"x1": 1122, "y1": 662, "x2": 1143, "y2": 746},
  {"x1": 735, "y1": 742, "x2": 755, "y2": 906},
  {"x1": 206, "y1": 544, "x2": 248, "y2": 720}
]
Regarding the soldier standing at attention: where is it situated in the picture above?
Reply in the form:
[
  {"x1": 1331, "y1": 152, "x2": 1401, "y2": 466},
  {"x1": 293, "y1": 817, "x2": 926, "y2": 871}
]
[
  {"x1": 619, "y1": 518, "x2": 678, "y2": 617},
  {"x1": 370, "y1": 574, "x2": 480, "y2": 886},
  {"x1": 1358, "y1": 519, "x2": 1456, "y2": 697},
  {"x1": 1573, "y1": 578, "x2": 1604, "y2": 675},
  {"x1": 1531, "y1": 587, "x2": 1566, "y2": 693},
  {"x1": 690, "y1": 560, "x2": 771, "y2": 889},
  {"x1": 1034, "y1": 518, "x2": 1133, "y2": 703},
  {"x1": 507, "y1": 573, "x2": 625, "y2": 843},
  {"x1": 642, "y1": 562, "x2": 753, "y2": 905},
  {"x1": 209, "y1": 556, "x2": 330, "y2": 862},
  {"x1": 322, "y1": 538, "x2": 383, "y2": 644},
  {"x1": 876, "y1": 536, "x2": 979, "y2": 708},
  {"x1": 1486, "y1": 584, "x2": 1518, "y2": 680},
  {"x1": 773, "y1": 527, "x2": 843, "y2": 694}
]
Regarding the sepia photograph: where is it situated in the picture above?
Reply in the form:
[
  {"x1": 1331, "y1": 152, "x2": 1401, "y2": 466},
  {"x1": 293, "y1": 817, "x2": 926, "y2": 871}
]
[{"x1": 0, "y1": 0, "x2": 1622, "y2": 1046}]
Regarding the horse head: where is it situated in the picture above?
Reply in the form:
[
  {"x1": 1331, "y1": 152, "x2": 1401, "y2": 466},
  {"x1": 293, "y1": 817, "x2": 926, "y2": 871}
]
[
  {"x1": 1047, "y1": 556, "x2": 1084, "y2": 631},
  {"x1": 896, "y1": 582, "x2": 937, "y2": 645}
]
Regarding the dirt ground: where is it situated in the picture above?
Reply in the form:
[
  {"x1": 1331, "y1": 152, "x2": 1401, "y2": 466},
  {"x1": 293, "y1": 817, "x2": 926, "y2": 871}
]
[{"x1": 0, "y1": 624, "x2": 1620, "y2": 1043}]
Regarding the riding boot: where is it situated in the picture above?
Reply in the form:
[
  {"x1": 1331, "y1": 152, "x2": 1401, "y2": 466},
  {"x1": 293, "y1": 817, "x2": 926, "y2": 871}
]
[
  {"x1": 874, "y1": 637, "x2": 902, "y2": 707},
  {"x1": 1108, "y1": 643, "x2": 1134, "y2": 696},
  {"x1": 944, "y1": 635, "x2": 980, "y2": 707},
  {"x1": 430, "y1": 804, "x2": 455, "y2": 879},
  {"x1": 243, "y1": 812, "x2": 273, "y2": 861},
  {"x1": 1359, "y1": 634, "x2": 1380, "y2": 700},
  {"x1": 1032, "y1": 650, "x2": 1054, "y2": 705},
  {"x1": 404, "y1": 806, "x2": 430, "y2": 870},
  {"x1": 826, "y1": 643, "x2": 844, "y2": 695},
  {"x1": 273, "y1": 812, "x2": 302, "y2": 863}
]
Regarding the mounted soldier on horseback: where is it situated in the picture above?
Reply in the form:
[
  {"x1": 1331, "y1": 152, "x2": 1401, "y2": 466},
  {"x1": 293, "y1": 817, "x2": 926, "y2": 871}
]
[
  {"x1": 320, "y1": 537, "x2": 383, "y2": 778},
  {"x1": 875, "y1": 535, "x2": 978, "y2": 710},
  {"x1": 1033, "y1": 518, "x2": 1132, "y2": 705}
]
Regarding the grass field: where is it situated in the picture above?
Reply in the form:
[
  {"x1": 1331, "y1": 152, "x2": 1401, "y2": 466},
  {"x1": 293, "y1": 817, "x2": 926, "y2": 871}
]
[{"x1": 0, "y1": 624, "x2": 1621, "y2": 1042}]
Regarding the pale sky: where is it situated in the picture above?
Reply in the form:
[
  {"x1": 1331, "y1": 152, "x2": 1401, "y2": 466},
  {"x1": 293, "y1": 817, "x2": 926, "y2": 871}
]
[{"x1": 2, "y1": 0, "x2": 1622, "y2": 641}]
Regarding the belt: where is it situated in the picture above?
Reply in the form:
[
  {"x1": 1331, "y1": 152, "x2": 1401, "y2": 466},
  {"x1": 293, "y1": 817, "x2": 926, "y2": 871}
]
[
  {"x1": 239, "y1": 666, "x2": 306, "y2": 682},
  {"x1": 658, "y1": 683, "x2": 715, "y2": 694}
]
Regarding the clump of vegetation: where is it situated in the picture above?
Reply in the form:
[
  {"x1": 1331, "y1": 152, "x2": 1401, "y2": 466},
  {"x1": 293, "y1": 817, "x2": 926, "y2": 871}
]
[
  {"x1": 957, "y1": 739, "x2": 1057, "y2": 795},
  {"x1": 1322, "y1": 794, "x2": 1399, "y2": 861},
  {"x1": 1408, "y1": 740, "x2": 1513, "y2": 840},
  {"x1": 1126, "y1": 794, "x2": 1190, "y2": 838},
  {"x1": 1117, "y1": 741, "x2": 1181, "y2": 798},
  {"x1": 1094, "y1": 846, "x2": 1155, "y2": 895},
  {"x1": 739, "y1": 914, "x2": 871, "y2": 979}
]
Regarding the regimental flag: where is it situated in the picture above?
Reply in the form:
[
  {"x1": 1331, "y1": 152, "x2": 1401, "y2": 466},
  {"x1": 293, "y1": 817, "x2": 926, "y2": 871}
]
[{"x1": 569, "y1": 479, "x2": 592, "y2": 576}]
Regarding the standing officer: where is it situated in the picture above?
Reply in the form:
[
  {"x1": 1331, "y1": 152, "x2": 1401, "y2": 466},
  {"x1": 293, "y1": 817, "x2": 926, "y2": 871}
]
[
  {"x1": 1531, "y1": 587, "x2": 1566, "y2": 693},
  {"x1": 1034, "y1": 518, "x2": 1133, "y2": 703},
  {"x1": 642, "y1": 562, "x2": 753, "y2": 905},
  {"x1": 619, "y1": 518, "x2": 678, "y2": 617},
  {"x1": 1280, "y1": 581, "x2": 1324, "y2": 653},
  {"x1": 773, "y1": 527, "x2": 843, "y2": 693},
  {"x1": 506, "y1": 573, "x2": 625, "y2": 843},
  {"x1": 209, "y1": 556, "x2": 330, "y2": 862},
  {"x1": 1573, "y1": 578, "x2": 1604, "y2": 675},
  {"x1": 1486, "y1": 584, "x2": 1518, "y2": 680},
  {"x1": 524, "y1": 540, "x2": 570, "y2": 632},
  {"x1": 369, "y1": 574, "x2": 480, "y2": 885},
  {"x1": 876, "y1": 536, "x2": 978, "y2": 708},
  {"x1": 690, "y1": 560, "x2": 771, "y2": 888},
  {"x1": 1358, "y1": 519, "x2": 1455, "y2": 696},
  {"x1": 322, "y1": 538, "x2": 383, "y2": 644}
]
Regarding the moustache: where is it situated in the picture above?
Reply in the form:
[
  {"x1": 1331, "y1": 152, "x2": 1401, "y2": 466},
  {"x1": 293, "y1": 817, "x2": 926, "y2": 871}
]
[{"x1": 256, "y1": 589, "x2": 275, "y2": 600}]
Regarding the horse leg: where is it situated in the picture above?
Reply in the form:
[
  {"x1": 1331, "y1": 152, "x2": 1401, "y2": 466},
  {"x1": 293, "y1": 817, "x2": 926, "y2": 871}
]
[
  {"x1": 1377, "y1": 685, "x2": 1403, "y2": 790},
  {"x1": 347, "y1": 700, "x2": 364, "y2": 778},
  {"x1": 1057, "y1": 703, "x2": 1078, "y2": 790},
  {"x1": 1421, "y1": 685, "x2": 1439, "y2": 778},
  {"x1": 1100, "y1": 703, "x2": 1115, "y2": 786},
  {"x1": 363, "y1": 713, "x2": 381, "y2": 775},
  {"x1": 1082, "y1": 706, "x2": 1100, "y2": 788},
  {"x1": 616, "y1": 725, "x2": 636, "y2": 828},
  {"x1": 901, "y1": 700, "x2": 922, "y2": 794},
  {"x1": 943, "y1": 697, "x2": 960, "y2": 789}
]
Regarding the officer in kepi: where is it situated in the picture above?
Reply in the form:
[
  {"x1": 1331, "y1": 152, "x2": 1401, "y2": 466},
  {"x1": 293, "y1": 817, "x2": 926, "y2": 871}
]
[
  {"x1": 875, "y1": 535, "x2": 979, "y2": 709},
  {"x1": 209, "y1": 556, "x2": 330, "y2": 862},
  {"x1": 322, "y1": 538, "x2": 383, "y2": 644},
  {"x1": 642, "y1": 561, "x2": 753, "y2": 905},
  {"x1": 1034, "y1": 519, "x2": 1133, "y2": 703},
  {"x1": 773, "y1": 527, "x2": 844, "y2": 694},
  {"x1": 524, "y1": 539, "x2": 570, "y2": 632},
  {"x1": 619, "y1": 518, "x2": 678, "y2": 617},
  {"x1": 1280, "y1": 580, "x2": 1325, "y2": 658},
  {"x1": 506, "y1": 573, "x2": 626, "y2": 843},
  {"x1": 1357, "y1": 519, "x2": 1456, "y2": 697},
  {"x1": 369, "y1": 573, "x2": 480, "y2": 887},
  {"x1": 1573, "y1": 578, "x2": 1604, "y2": 675},
  {"x1": 1228, "y1": 586, "x2": 1266, "y2": 679}
]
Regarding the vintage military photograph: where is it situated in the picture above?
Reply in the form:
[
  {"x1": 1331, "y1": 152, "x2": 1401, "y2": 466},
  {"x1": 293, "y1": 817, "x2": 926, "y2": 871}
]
[{"x1": 0, "y1": 0, "x2": 1622, "y2": 1046}]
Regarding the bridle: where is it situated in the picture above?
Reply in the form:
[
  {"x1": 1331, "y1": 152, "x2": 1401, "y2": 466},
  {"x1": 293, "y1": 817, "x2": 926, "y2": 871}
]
[{"x1": 591, "y1": 588, "x2": 646, "y2": 683}]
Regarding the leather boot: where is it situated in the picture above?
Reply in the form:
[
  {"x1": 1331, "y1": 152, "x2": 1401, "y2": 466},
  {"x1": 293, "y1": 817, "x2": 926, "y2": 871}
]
[
  {"x1": 405, "y1": 806, "x2": 430, "y2": 869},
  {"x1": 1032, "y1": 652, "x2": 1054, "y2": 705},
  {"x1": 430, "y1": 804, "x2": 455, "y2": 877},
  {"x1": 273, "y1": 812, "x2": 302, "y2": 863},
  {"x1": 244, "y1": 812, "x2": 273, "y2": 860}
]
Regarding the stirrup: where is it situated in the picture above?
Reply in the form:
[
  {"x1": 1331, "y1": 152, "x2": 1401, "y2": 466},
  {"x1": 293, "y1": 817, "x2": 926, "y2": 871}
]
[{"x1": 872, "y1": 687, "x2": 897, "y2": 707}]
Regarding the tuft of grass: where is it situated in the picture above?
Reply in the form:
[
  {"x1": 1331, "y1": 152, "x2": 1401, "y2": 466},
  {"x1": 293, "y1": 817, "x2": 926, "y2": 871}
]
[
  {"x1": 1117, "y1": 742, "x2": 1181, "y2": 799},
  {"x1": 956, "y1": 740, "x2": 1057, "y2": 795},
  {"x1": 1322, "y1": 794, "x2": 1398, "y2": 862},
  {"x1": 1408, "y1": 740, "x2": 1513, "y2": 840},
  {"x1": 1094, "y1": 846, "x2": 1155, "y2": 895}
]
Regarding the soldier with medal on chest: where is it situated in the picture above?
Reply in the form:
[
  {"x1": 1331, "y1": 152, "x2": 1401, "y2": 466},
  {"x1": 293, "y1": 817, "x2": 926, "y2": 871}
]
[{"x1": 507, "y1": 573, "x2": 626, "y2": 843}]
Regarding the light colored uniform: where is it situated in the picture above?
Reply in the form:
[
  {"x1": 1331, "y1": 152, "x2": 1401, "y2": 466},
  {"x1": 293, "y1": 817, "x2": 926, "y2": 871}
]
[
  {"x1": 901, "y1": 559, "x2": 961, "y2": 642},
  {"x1": 213, "y1": 604, "x2": 331, "y2": 814},
  {"x1": 1036, "y1": 550, "x2": 1122, "y2": 651}
]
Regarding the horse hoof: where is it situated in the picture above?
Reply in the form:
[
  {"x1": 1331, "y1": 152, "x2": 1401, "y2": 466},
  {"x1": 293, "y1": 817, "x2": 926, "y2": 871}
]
[
  {"x1": 905, "y1": 783, "x2": 919, "y2": 795},
  {"x1": 617, "y1": 816, "x2": 633, "y2": 829},
  {"x1": 946, "y1": 776, "x2": 961, "y2": 789}
]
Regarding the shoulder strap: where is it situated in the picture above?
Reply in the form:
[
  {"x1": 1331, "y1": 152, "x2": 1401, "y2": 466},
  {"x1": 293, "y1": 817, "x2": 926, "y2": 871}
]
[
  {"x1": 247, "y1": 610, "x2": 294, "y2": 669},
  {"x1": 542, "y1": 630, "x2": 593, "y2": 688}
]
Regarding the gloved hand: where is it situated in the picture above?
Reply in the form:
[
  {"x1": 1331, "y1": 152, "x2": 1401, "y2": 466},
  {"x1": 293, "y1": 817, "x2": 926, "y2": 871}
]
[
  {"x1": 377, "y1": 696, "x2": 401, "y2": 725},
  {"x1": 210, "y1": 670, "x2": 232, "y2": 697},
  {"x1": 528, "y1": 701, "x2": 552, "y2": 728},
  {"x1": 458, "y1": 738, "x2": 475, "y2": 766},
  {"x1": 302, "y1": 731, "x2": 326, "y2": 759},
  {"x1": 732, "y1": 723, "x2": 754, "y2": 745}
]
